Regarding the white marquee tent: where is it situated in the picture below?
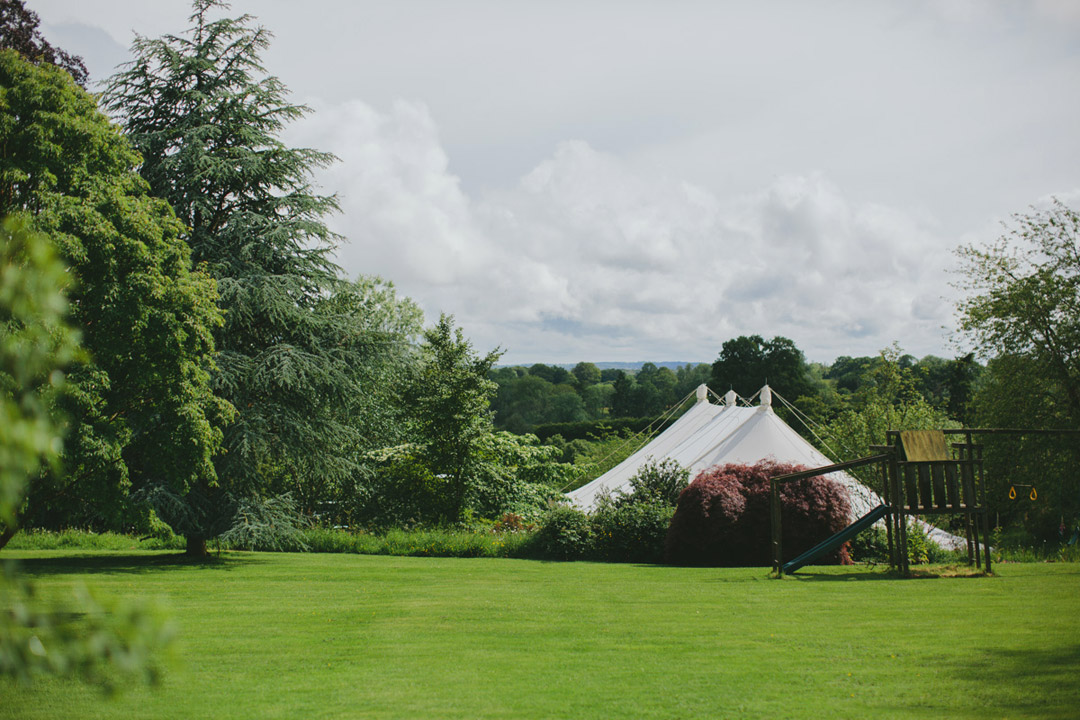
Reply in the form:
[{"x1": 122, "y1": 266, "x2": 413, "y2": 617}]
[{"x1": 567, "y1": 384, "x2": 963, "y2": 550}]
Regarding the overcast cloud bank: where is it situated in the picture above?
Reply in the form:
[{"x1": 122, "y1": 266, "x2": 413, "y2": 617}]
[
  {"x1": 35, "y1": 0, "x2": 1080, "y2": 364},
  {"x1": 290, "y1": 99, "x2": 963, "y2": 364}
]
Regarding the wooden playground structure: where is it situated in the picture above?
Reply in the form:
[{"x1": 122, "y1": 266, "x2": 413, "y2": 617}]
[
  {"x1": 770, "y1": 428, "x2": 995, "y2": 577},
  {"x1": 772, "y1": 427, "x2": 1080, "y2": 576}
]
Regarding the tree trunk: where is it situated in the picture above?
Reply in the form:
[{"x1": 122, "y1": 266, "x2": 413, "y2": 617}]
[
  {"x1": 0, "y1": 522, "x2": 18, "y2": 551},
  {"x1": 185, "y1": 535, "x2": 208, "y2": 557}
]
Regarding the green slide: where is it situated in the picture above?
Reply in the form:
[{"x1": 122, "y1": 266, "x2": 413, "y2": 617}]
[{"x1": 782, "y1": 504, "x2": 890, "y2": 574}]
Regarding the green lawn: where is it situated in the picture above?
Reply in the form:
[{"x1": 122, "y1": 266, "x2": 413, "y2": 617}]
[{"x1": 2, "y1": 551, "x2": 1077, "y2": 720}]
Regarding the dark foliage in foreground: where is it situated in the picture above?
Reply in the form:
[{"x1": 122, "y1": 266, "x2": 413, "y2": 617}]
[{"x1": 665, "y1": 461, "x2": 852, "y2": 567}]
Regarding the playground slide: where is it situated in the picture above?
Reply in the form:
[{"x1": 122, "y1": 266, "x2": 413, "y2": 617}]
[{"x1": 781, "y1": 504, "x2": 890, "y2": 574}]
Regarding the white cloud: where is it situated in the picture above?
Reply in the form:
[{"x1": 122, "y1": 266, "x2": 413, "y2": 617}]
[
  {"x1": 288, "y1": 99, "x2": 487, "y2": 289},
  {"x1": 291, "y1": 101, "x2": 963, "y2": 363}
]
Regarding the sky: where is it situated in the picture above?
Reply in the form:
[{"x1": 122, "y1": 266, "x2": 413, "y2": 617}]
[{"x1": 33, "y1": 0, "x2": 1080, "y2": 365}]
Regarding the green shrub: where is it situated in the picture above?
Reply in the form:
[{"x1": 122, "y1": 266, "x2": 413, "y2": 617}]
[
  {"x1": 491, "y1": 512, "x2": 534, "y2": 534},
  {"x1": 353, "y1": 433, "x2": 574, "y2": 529},
  {"x1": 990, "y1": 523, "x2": 1080, "y2": 562},
  {"x1": 143, "y1": 511, "x2": 179, "y2": 543},
  {"x1": 292, "y1": 525, "x2": 537, "y2": 559},
  {"x1": 590, "y1": 499, "x2": 673, "y2": 563},
  {"x1": 848, "y1": 526, "x2": 890, "y2": 563},
  {"x1": 902, "y1": 523, "x2": 961, "y2": 565},
  {"x1": 534, "y1": 505, "x2": 593, "y2": 560},
  {"x1": 848, "y1": 524, "x2": 961, "y2": 565},
  {"x1": 619, "y1": 458, "x2": 690, "y2": 507}
]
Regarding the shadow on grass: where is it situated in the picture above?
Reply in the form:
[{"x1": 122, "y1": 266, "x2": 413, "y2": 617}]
[
  {"x1": 950, "y1": 644, "x2": 1080, "y2": 719},
  {"x1": 785, "y1": 569, "x2": 903, "y2": 581},
  {"x1": 786, "y1": 562, "x2": 995, "y2": 581},
  {"x1": 5, "y1": 551, "x2": 264, "y2": 577}
]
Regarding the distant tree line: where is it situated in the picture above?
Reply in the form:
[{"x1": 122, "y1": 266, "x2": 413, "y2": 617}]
[
  {"x1": 489, "y1": 343, "x2": 981, "y2": 436},
  {"x1": 489, "y1": 362, "x2": 710, "y2": 434}
]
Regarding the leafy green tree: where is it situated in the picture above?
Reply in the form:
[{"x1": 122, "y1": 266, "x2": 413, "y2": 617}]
[
  {"x1": 581, "y1": 382, "x2": 614, "y2": 418},
  {"x1": 954, "y1": 199, "x2": 1080, "y2": 425},
  {"x1": 572, "y1": 361, "x2": 601, "y2": 388},
  {"x1": 104, "y1": 1, "x2": 371, "y2": 552},
  {"x1": 710, "y1": 335, "x2": 813, "y2": 402},
  {"x1": 492, "y1": 373, "x2": 555, "y2": 432},
  {"x1": 610, "y1": 371, "x2": 637, "y2": 417},
  {"x1": 0, "y1": 49, "x2": 229, "y2": 545},
  {"x1": 404, "y1": 315, "x2": 503, "y2": 521},
  {"x1": 321, "y1": 277, "x2": 422, "y2": 441},
  {"x1": 822, "y1": 346, "x2": 957, "y2": 487},
  {"x1": 825, "y1": 355, "x2": 877, "y2": 394},
  {"x1": 599, "y1": 368, "x2": 622, "y2": 383},
  {"x1": 491, "y1": 370, "x2": 591, "y2": 432},
  {"x1": 528, "y1": 363, "x2": 571, "y2": 385},
  {"x1": 292, "y1": 275, "x2": 422, "y2": 516},
  {"x1": 0, "y1": 0, "x2": 87, "y2": 86},
  {"x1": 548, "y1": 386, "x2": 588, "y2": 424},
  {"x1": 674, "y1": 363, "x2": 711, "y2": 398},
  {"x1": 943, "y1": 354, "x2": 981, "y2": 424},
  {"x1": 635, "y1": 363, "x2": 679, "y2": 416},
  {"x1": 909, "y1": 354, "x2": 982, "y2": 424}
]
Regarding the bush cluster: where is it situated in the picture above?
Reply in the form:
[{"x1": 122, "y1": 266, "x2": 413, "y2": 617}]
[
  {"x1": 616, "y1": 458, "x2": 690, "y2": 508},
  {"x1": 665, "y1": 461, "x2": 853, "y2": 567},
  {"x1": 530, "y1": 502, "x2": 676, "y2": 563},
  {"x1": 532, "y1": 459, "x2": 686, "y2": 562},
  {"x1": 590, "y1": 500, "x2": 674, "y2": 563},
  {"x1": 533, "y1": 505, "x2": 594, "y2": 560}
]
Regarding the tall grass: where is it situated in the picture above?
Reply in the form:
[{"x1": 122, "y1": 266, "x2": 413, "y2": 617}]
[
  {"x1": 6, "y1": 529, "x2": 184, "y2": 552},
  {"x1": 295, "y1": 526, "x2": 537, "y2": 558},
  {"x1": 5, "y1": 527, "x2": 537, "y2": 559}
]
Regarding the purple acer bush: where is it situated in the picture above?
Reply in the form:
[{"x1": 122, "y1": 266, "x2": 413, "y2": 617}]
[{"x1": 665, "y1": 460, "x2": 853, "y2": 567}]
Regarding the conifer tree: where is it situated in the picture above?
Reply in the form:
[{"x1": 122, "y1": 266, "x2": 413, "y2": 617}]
[{"x1": 104, "y1": 1, "x2": 370, "y2": 550}]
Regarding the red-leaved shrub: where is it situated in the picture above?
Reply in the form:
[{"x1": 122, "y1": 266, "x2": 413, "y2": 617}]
[{"x1": 664, "y1": 460, "x2": 853, "y2": 567}]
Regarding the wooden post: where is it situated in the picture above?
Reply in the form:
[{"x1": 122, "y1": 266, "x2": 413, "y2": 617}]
[
  {"x1": 882, "y1": 457, "x2": 895, "y2": 570},
  {"x1": 964, "y1": 432, "x2": 976, "y2": 567},
  {"x1": 771, "y1": 480, "x2": 782, "y2": 576},
  {"x1": 976, "y1": 441, "x2": 991, "y2": 574},
  {"x1": 886, "y1": 431, "x2": 910, "y2": 577}
]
